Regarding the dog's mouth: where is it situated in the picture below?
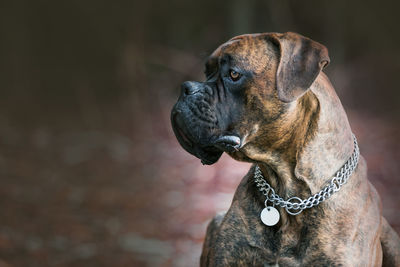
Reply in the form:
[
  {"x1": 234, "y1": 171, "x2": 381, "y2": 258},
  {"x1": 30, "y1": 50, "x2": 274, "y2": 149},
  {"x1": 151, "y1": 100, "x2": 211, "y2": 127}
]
[
  {"x1": 171, "y1": 111, "x2": 241, "y2": 165},
  {"x1": 171, "y1": 111, "x2": 222, "y2": 165}
]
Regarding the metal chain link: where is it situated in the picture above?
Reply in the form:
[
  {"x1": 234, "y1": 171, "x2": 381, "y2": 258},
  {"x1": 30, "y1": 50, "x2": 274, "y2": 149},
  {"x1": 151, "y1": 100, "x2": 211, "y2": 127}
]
[{"x1": 254, "y1": 134, "x2": 360, "y2": 216}]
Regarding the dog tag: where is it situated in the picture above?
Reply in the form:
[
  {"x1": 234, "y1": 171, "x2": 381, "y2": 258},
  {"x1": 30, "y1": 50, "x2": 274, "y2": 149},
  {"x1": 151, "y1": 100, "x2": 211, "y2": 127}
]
[{"x1": 260, "y1": 206, "x2": 280, "y2": 226}]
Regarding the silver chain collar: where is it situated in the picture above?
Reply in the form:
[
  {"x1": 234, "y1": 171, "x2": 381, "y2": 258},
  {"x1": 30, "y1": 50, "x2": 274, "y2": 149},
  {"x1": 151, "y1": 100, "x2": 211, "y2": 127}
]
[{"x1": 254, "y1": 134, "x2": 360, "y2": 216}]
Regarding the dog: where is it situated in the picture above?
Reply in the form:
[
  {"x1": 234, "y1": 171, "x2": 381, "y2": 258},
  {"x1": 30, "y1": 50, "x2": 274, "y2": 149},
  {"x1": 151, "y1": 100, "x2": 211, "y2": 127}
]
[{"x1": 171, "y1": 32, "x2": 400, "y2": 266}]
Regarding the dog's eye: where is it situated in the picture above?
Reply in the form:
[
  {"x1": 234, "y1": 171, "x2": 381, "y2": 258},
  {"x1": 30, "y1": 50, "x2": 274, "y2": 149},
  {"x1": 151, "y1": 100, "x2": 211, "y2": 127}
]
[{"x1": 229, "y1": 70, "x2": 241, "y2": 81}]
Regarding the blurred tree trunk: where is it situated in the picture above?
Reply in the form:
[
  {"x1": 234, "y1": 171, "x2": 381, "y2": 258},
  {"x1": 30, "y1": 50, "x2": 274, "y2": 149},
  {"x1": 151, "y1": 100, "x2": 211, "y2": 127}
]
[
  {"x1": 264, "y1": 0, "x2": 294, "y2": 31},
  {"x1": 229, "y1": 0, "x2": 255, "y2": 36}
]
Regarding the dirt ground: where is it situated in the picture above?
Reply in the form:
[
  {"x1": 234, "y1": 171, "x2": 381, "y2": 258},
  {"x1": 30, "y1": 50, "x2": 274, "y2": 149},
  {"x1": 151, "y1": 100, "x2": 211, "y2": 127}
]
[{"x1": 0, "y1": 103, "x2": 398, "y2": 266}]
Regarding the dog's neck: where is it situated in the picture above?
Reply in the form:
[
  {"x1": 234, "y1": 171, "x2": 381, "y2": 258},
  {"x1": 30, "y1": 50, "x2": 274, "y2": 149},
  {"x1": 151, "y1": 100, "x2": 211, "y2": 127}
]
[{"x1": 254, "y1": 73, "x2": 354, "y2": 198}]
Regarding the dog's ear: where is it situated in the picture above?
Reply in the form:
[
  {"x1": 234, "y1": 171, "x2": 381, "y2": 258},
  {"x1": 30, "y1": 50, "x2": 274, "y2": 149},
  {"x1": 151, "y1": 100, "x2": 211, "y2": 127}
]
[{"x1": 268, "y1": 32, "x2": 330, "y2": 102}]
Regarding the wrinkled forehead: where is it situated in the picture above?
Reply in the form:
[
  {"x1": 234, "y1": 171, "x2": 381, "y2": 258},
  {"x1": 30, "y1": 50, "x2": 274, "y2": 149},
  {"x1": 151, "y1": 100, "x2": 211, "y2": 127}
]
[{"x1": 206, "y1": 34, "x2": 273, "y2": 73}]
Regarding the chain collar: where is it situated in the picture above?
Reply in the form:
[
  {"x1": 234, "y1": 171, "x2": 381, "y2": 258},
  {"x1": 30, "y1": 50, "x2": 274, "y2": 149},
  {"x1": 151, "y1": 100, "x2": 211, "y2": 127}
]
[{"x1": 254, "y1": 134, "x2": 360, "y2": 217}]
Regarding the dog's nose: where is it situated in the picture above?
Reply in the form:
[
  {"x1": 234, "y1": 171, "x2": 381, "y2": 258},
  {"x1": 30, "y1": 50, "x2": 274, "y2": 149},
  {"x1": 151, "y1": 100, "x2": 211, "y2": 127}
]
[{"x1": 181, "y1": 81, "x2": 200, "y2": 96}]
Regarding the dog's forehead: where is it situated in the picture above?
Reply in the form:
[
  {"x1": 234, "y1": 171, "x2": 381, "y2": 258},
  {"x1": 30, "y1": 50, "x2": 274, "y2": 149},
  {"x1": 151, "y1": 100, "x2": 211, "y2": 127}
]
[
  {"x1": 207, "y1": 34, "x2": 272, "y2": 72},
  {"x1": 211, "y1": 34, "x2": 265, "y2": 58}
]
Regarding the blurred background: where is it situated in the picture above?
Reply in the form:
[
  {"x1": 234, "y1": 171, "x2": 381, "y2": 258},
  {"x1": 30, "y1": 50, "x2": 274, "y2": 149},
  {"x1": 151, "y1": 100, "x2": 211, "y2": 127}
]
[{"x1": 0, "y1": 0, "x2": 399, "y2": 266}]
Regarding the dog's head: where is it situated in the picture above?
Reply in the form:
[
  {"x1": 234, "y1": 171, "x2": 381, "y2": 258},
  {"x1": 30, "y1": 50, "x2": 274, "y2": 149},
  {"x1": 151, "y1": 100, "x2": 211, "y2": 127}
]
[{"x1": 171, "y1": 32, "x2": 329, "y2": 165}]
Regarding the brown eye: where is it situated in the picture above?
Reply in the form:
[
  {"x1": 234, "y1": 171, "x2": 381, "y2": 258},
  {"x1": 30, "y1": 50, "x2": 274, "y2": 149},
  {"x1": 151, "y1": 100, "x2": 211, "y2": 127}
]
[{"x1": 229, "y1": 70, "x2": 240, "y2": 81}]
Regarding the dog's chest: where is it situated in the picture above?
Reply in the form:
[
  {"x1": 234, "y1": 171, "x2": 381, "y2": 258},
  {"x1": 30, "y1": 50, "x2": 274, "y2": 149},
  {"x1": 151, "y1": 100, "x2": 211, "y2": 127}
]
[
  {"x1": 249, "y1": 227, "x2": 338, "y2": 266},
  {"x1": 212, "y1": 211, "x2": 345, "y2": 266},
  {"x1": 217, "y1": 232, "x2": 342, "y2": 267}
]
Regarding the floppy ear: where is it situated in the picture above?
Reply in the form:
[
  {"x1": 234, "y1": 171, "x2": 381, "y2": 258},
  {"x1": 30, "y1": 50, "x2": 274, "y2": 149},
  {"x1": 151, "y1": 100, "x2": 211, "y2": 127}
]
[{"x1": 268, "y1": 32, "x2": 330, "y2": 102}]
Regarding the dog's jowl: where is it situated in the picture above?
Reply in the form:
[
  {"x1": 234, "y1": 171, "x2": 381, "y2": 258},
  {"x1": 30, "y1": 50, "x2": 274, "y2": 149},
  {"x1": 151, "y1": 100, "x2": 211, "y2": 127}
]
[{"x1": 171, "y1": 32, "x2": 400, "y2": 267}]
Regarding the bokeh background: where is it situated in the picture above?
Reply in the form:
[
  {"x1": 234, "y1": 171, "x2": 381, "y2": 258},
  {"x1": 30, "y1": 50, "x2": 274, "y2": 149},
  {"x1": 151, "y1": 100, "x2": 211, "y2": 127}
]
[{"x1": 0, "y1": 0, "x2": 399, "y2": 266}]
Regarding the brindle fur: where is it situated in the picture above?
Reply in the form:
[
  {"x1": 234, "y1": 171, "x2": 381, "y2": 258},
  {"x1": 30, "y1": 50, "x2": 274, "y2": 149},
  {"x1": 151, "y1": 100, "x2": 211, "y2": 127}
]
[{"x1": 171, "y1": 32, "x2": 400, "y2": 266}]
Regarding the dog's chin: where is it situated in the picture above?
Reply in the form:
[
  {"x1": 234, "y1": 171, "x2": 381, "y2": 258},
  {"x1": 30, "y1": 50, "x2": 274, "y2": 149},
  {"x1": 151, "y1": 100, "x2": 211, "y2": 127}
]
[
  {"x1": 193, "y1": 146, "x2": 223, "y2": 165},
  {"x1": 171, "y1": 113, "x2": 223, "y2": 165},
  {"x1": 174, "y1": 129, "x2": 223, "y2": 165}
]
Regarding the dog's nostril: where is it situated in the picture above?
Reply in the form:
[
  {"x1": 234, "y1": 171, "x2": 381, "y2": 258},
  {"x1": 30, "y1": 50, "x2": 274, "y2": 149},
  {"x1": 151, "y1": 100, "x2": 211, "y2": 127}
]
[
  {"x1": 184, "y1": 87, "x2": 191, "y2": 95},
  {"x1": 181, "y1": 81, "x2": 199, "y2": 96}
]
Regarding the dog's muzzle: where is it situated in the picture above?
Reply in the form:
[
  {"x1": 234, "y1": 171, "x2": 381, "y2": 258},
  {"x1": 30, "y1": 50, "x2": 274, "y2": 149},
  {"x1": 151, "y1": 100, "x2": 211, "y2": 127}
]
[{"x1": 171, "y1": 81, "x2": 241, "y2": 165}]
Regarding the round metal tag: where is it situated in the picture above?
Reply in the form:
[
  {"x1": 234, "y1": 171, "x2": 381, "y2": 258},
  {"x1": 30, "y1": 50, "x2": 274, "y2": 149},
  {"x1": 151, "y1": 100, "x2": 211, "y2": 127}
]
[{"x1": 260, "y1": 206, "x2": 280, "y2": 226}]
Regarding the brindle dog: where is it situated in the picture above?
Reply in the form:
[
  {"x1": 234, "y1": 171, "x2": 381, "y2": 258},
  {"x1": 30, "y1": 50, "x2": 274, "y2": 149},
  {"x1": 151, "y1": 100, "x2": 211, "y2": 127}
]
[{"x1": 171, "y1": 32, "x2": 400, "y2": 266}]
